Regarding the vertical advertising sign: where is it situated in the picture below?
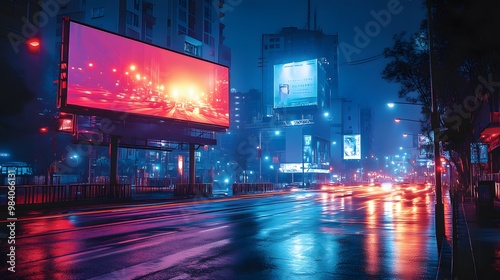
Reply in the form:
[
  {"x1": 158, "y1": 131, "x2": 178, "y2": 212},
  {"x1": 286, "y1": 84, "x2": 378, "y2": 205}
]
[
  {"x1": 343, "y1": 134, "x2": 361, "y2": 160},
  {"x1": 470, "y1": 143, "x2": 488, "y2": 163},
  {"x1": 273, "y1": 59, "x2": 318, "y2": 108},
  {"x1": 418, "y1": 134, "x2": 433, "y2": 159}
]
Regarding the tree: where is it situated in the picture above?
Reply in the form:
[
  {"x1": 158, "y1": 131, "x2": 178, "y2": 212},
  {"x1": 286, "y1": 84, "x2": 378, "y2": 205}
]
[{"x1": 382, "y1": 0, "x2": 500, "y2": 189}]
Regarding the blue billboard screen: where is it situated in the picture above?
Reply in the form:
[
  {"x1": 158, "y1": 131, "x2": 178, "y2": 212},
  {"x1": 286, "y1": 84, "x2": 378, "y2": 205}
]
[{"x1": 273, "y1": 59, "x2": 318, "y2": 108}]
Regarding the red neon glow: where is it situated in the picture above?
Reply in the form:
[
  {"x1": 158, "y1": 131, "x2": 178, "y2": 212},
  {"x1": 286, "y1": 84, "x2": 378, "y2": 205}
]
[
  {"x1": 27, "y1": 38, "x2": 40, "y2": 47},
  {"x1": 65, "y1": 21, "x2": 229, "y2": 128},
  {"x1": 178, "y1": 155, "x2": 184, "y2": 177}
]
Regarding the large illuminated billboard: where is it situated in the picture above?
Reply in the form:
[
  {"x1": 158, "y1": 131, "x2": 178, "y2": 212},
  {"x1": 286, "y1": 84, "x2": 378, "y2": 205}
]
[
  {"x1": 59, "y1": 20, "x2": 229, "y2": 129},
  {"x1": 343, "y1": 134, "x2": 361, "y2": 160},
  {"x1": 273, "y1": 59, "x2": 318, "y2": 108}
]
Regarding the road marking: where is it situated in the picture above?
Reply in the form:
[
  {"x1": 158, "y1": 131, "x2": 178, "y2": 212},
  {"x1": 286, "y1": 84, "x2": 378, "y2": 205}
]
[
  {"x1": 170, "y1": 273, "x2": 191, "y2": 280},
  {"x1": 200, "y1": 225, "x2": 228, "y2": 233},
  {"x1": 88, "y1": 238, "x2": 230, "y2": 280},
  {"x1": 115, "y1": 231, "x2": 175, "y2": 245}
]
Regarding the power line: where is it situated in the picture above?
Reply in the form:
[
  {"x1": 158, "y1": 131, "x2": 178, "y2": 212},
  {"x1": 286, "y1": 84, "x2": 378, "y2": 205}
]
[{"x1": 341, "y1": 53, "x2": 384, "y2": 66}]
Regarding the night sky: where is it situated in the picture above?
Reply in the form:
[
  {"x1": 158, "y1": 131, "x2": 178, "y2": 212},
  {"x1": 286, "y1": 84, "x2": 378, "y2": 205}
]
[{"x1": 223, "y1": 0, "x2": 426, "y2": 155}]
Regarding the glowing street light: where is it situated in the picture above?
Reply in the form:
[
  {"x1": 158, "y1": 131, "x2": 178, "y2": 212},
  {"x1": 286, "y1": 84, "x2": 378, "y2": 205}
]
[
  {"x1": 394, "y1": 118, "x2": 422, "y2": 123},
  {"x1": 402, "y1": 133, "x2": 418, "y2": 137},
  {"x1": 387, "y1": 101, "x2": 424, "y2": 108}
]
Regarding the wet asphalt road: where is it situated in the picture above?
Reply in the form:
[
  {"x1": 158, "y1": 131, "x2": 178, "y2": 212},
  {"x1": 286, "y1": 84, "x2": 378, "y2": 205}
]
[{"x1": 1, "y1": 185, "x2": 440, "y2": 279}]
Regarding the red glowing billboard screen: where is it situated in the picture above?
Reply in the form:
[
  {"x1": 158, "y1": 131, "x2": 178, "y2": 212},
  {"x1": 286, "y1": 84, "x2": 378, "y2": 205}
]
[{"x1": 61, "y1": 20, "x2": 229, "y2": 129}]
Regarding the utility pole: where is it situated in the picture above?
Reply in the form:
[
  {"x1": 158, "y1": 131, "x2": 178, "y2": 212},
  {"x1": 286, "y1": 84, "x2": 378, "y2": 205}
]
[{"x1": 426, "y1": 0, "x2": 445, "y2": 250}]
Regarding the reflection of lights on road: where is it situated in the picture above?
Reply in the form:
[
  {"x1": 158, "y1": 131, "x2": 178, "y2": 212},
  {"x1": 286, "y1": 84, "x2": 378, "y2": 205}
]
[{"x1": 381, "y1": 182, "x2": 392, "y2": 191}]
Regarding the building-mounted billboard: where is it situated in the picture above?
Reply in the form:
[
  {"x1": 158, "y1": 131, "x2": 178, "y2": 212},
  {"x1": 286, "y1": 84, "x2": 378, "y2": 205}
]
[
  {"x1": 471, "y1": 143, "x2": 488, "y2": 164},
  {"x1": 58, "y1": 19, "x2": 229, "y2": 130},
  {"x1": 343, "y1": 134, "x2": 361, "y2": 160},
  {"x1": 273, "y1": 59, "x2": 318, "y2": 109},
  {"x1": 418, "y1": 134, "x2": 433, "y2": 159}
]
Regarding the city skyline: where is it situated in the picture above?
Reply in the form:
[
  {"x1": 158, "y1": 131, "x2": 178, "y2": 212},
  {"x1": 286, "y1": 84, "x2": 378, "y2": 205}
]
[{"x1": 223, "y1": 0, "x2": 425, "y2": 155}]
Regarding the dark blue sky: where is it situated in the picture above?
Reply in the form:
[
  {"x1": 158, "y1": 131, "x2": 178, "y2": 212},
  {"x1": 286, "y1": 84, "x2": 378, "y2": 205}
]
[{"x1": 223, "y1": 0, "x2": 426, "y2": 155}]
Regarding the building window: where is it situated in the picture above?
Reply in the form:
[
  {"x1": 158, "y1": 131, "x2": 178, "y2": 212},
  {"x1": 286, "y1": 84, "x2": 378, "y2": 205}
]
[
  {"x1": 348, "y1": 116, "x2": 351, "y2": 120},
  {"x1": 145, "y1": 22, "x2": 153, "y2": 37},
  {"x1": 178, "y1": 24, "x2": 186, "y2": 34},
  {"x1": 204, "y1": 20, "x2": 211, "y2": 34},
  {"x1": 126, "y1": 11, "x2": 139, "y2": 27},
  {"x1": 134, "y1": 0, "x2": 140, "y2": 11},
  {"x1": 144, "y1": 3, "x2": 153, "y2": 15},
  {"x1": 204, "y1": 34, "x2": 215, "y2": 47},
  {"x1": 91, "y1": 7, "x2": 104, "y2": 18},
  {"x1": 178, "y1": 9, "x2": 186, "y2": 22},
  {"x1": 179, "y1": 0, "x2": 187, "y2": 8},
  {"x1": 188, "y1": 15, "x2": 195, "y2": 30},
  {"x1": 204, "y1": 6, "x2": 213, "y2": 21}
]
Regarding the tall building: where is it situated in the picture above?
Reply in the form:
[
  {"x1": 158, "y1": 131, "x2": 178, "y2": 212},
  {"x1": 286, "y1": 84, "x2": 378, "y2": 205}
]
[
  {"x1": 230, "y1": 88, "x2": 261, "y2": 131},
  {"x1": 253, "y1": 19, "x2": 340, "y2": 184},
  {"x1": 56, "y1": 0, "x2": 230, "y2": 66},
  {"x1": 261, "y1": 26, "x2": 339, "y2": 117}
]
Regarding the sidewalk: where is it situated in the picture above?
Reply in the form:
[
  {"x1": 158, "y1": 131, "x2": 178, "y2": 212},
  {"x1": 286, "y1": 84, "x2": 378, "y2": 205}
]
[{"x1": 456, "y1": 197, "x2": 500, "y2": 279}]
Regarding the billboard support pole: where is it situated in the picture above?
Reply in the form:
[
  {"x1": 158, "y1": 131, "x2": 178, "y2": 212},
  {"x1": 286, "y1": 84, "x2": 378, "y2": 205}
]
[
  {"x1": 426, "y1": 0, "x2": 445, "y2": 251},
  {"x1": 302, "y1": 126, "x2": 305, "y2": 188},
  {"x1": 109, "y1": 135, "x2": 120, "y2": 186},
  {"x1": 189, "y1": 143, "x2": 196, "y2": 186}
]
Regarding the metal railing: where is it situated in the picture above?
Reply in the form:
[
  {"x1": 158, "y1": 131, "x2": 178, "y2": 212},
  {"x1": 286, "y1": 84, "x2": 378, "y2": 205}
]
[
  {"x1": 232, "y1": 183, "x2": 277, "y2": 195},
  {"x1": 173, "y1": 183, "x2": 212, "y2": 197},
  {"x1": 0, "y1": 184, "x2": 131, "y2": 205}
]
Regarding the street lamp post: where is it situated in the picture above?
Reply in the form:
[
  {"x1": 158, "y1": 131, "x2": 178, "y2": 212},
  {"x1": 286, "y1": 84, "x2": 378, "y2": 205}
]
[
  {"x1": 387, "y1": 101, "x2": 424, "y2": 108},
  {"x1": 258, "y1": 132, "x2": 262, "y2": 183},
  {"x1": 394, "y1": 118, "x2": 422, "y2": 123},
  {"x1": 426, "y1": 0, "x2": 445, "y2": 250}
]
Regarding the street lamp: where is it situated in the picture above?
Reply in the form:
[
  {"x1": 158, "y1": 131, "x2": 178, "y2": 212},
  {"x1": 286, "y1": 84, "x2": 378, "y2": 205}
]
[
  {"x1": 387, "y1": 101, "x2": 424, "y2": 108},
  {"x1": 402, "y1": 133, "x2": 418, "y2": 137},
  {"x1": 394, "y1": 118, "x2": 422, "y2": 123}
]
